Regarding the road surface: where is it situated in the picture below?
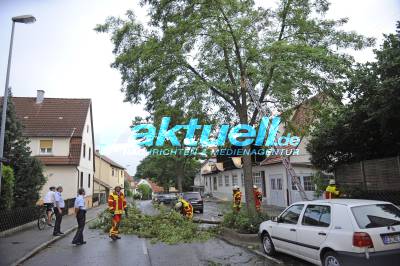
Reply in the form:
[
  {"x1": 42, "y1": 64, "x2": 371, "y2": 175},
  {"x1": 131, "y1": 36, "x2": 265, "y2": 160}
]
[{"x1": 23, "y1": 228, "x2": 270, "y2": 266}]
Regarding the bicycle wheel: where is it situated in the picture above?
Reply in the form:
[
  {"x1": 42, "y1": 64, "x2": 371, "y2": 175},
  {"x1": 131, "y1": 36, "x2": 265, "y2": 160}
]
[{"x1": 37, "y1": 213, "x2": 47, "y2": 230}]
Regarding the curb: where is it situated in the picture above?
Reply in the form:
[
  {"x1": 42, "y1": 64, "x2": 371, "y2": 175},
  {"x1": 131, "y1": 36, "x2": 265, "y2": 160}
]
[
  {"x1": 217, "y1": 234, "x2": 283, "y2": 265},
  {"x1": 0, "y1": 221, "x2": 36, "y2": 238},
  {"x1": 11, "y1": 216, "x2": 98, "y2": 266}
]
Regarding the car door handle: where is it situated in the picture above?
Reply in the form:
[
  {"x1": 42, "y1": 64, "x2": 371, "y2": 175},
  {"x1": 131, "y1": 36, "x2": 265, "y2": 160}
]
[
  {"x1": 290, "y1": 228, "x2": 296, "y2": 232},
  {"x1": 318, "y1": 232, "x2": 326, "y2": 236}
]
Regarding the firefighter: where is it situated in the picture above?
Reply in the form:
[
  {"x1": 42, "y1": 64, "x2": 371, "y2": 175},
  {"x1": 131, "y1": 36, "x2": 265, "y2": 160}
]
[
  {"x1": 175, "y1": 197, "x2": 193, "y2": 219},
  {"x1": 108, "y1": 185, "x2": 128, "y2": 240},
  {"x1": 325, "y1": 179, "x2": 340, "y2": 199},
  {"x1": 253, "y1": 185, "x2": 263, "y2": 212},
  {"x1": 232, "y1": 185, "x2": 242, "y2": 212}
]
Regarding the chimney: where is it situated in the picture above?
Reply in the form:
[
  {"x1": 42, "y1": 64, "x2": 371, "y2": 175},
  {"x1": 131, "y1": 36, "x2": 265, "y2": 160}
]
[{"x1": 36, "y1": 90, "x2": 45, "y2": 104}]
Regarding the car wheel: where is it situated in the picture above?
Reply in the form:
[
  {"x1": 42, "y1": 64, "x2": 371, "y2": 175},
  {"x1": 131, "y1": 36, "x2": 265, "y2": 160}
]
[
  {"x1": 262, "y1": 232, "x2": 275, "y2": 256},
  {"x1": 323, "y1": 251, "x2": 342, "y2": 266}
]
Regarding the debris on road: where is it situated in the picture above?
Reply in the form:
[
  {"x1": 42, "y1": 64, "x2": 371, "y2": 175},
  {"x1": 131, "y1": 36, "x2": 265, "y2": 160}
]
[{"x1": 89, "y1": 204, "x2": 214, "y2": 244}]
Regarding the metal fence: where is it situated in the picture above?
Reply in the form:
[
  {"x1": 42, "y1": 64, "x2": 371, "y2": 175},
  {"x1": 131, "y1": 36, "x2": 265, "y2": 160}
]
[{"x1": 0, "y1": 206, "x2": 41, "y2": 232}]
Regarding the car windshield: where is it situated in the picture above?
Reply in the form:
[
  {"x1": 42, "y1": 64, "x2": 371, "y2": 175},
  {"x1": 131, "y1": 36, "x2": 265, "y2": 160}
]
[
  {"x1": 183, "y1": 193, "x2": 201, "y2": 200},
  {"x1": 351, "y1": 204, "x2": 400, "y2": 229}
]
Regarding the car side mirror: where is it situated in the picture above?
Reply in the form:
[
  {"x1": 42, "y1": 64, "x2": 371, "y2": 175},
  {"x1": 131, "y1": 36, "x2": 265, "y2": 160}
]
[{"x1": 272, "y1": 216, "x2": 282, "y2": 223}]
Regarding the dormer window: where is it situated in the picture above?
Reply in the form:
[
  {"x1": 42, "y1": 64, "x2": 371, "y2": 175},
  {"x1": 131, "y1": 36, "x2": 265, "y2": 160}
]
[
  {"x1": 40, "y1": 140, "x2": 53, "y2": 155},
  {"x1": 83, "y1": 143, "x2": 86, "y2": 158}
]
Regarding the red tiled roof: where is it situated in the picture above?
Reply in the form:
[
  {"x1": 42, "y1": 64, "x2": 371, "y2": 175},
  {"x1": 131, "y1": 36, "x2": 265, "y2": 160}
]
[
  {"x1": 10, "y1": 97, "x2": 91, "y2": 137},
  {"x1": 146, "y1": 179, "x2": 164, "y2": 193}
]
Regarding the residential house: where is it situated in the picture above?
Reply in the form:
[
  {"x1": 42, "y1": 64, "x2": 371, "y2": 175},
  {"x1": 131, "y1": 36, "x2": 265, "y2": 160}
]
[
  {"x1": 94, "y1": 150, "x2": 125, "y2": 204},
  {"x1": 195, "y1": 97, "x2": 325, "y2": 207},
  {"x1": 12, "y1": 90, "x2": 95, "y2": 213}
]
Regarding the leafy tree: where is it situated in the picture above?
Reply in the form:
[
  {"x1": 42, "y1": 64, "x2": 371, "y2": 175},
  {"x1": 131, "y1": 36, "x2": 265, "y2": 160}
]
[
  {"x1": 135, "y1": 154, "x2": 200, "y2": 192},
  {"x1": 0, "y1": 165, "x2": 14, "y2": 210},
  {"x1": 137, "y1": 183, "x2": 152, "y2": 199},
  {"x1": 308, "y1": 22, "x2": 400, "y2": 171},
  {"x1": 97, "y1": 0, "x2": 372, "y2": 213},
  {"x1": 0, "y1": 92, "x2": 46, "y2": 207}
]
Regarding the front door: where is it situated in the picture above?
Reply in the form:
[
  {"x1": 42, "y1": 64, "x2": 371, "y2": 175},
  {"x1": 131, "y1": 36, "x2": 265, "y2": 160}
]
[
  {"x1": 297, "y1": 204, "x2": 331, "y2": 260},
  {"x1": 271, "y1": 204, "x2": 305, "y2": 254},
  {"x1": 269, "y1": 174, "x2": 285, "y2": 207}
]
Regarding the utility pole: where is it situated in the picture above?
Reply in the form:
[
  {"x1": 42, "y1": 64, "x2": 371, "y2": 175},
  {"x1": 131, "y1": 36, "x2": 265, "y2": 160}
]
[{"x1": 0, "y1": 15, "x2": 36, "y2": 195}]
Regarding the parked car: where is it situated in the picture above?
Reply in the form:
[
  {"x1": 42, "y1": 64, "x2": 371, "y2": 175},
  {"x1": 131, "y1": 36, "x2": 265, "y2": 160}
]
[
  {"x1": 259, "y1": 199, "x2": 400, "y2": 266},
  {"x1": 152, "y1": 193, "x2": 177, "y2": 205},
  {"x1": 182, "y1": 192, "x2": 204, "y2": 213}
]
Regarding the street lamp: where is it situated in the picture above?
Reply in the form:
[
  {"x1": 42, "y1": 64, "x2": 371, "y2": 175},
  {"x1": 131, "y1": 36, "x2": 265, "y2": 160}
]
[{"x1": 0, "y1": 15, "x2": 36, "y2": 194}]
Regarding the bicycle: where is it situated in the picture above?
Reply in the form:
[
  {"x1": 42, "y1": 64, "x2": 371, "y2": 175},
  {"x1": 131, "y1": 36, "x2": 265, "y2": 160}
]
[{"x1": 37, "y1": 205, "x2": 55, "y2": 230}]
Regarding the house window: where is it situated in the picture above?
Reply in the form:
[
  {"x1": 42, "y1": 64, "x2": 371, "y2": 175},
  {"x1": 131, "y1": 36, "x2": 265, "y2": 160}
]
[
  {"x1": 88, "y1": 174, "x2": 91, "y2": 188},
  {"x1": 292, "y1": 177, "x2": 298, "y2": 190},
  {"x1": 40, "y1": 140, "x2": 53, "y2": 154},
  {"x1": 83, "y1": 143, "x2": 86, "y2": 158},
  {"x1": 80, "y1": 172, "x2": 84, "y2": 188},
  {"x1": 232, "y1": 174, "x2": 238, "y2": 186},
  {"x1": 241, "y1": 173, "x2": 244, "y2": 186},
  {"x1": 213, "y1": 176, "x2": 217, "y2": 190},
  {"x1": 218, "y1": 176, "x2": 223, "y2": 187},
  {"x1": 303, "y1": 176, "x2": 314, "y2": 191},
  {"x1": 253, "y1": 172, "x2": 262, "y2": 188},
  {"x1": 224, "y1": 175, "x2": 230, "y2": 187},
  {"x1": 88, "y1": 147, "x2": 91, "y2": 161},
  {"x1": 112, "y1": 168, "x2": 115, "y2": 176}
]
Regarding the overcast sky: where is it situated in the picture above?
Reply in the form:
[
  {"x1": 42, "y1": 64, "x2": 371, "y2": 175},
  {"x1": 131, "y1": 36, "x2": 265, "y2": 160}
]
[{"x1": 0, "y1": 0, "x2": 399, "y2": 175}]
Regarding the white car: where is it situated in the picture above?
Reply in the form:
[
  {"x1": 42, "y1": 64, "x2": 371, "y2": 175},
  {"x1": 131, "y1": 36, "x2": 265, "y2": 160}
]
[{"x1": 259, "y1": 199, "x2": 400, "y2": 266}]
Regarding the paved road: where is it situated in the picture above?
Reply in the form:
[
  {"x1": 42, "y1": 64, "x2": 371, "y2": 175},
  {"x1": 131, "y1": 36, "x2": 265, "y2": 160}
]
[
  {"x1": 0, "y1": 206, "x2": 105, "y2": 266},
  {"x1": 23, "y1": 228, "x2": 270, "y2": 266}
]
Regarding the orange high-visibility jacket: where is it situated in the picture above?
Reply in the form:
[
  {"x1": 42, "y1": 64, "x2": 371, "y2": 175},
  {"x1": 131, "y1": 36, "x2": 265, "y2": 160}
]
[
  {"x1": 180, "y1": 198, "x2": 193, "y2": 219},
  {"x1": 254, "y1": 189, "x2": 262, "y2": 206},
  {"x1": 108, "y1": 192, "x2": 127, "y2": 215},
  {"x1": 233, "y1": 191, "x2": 242, "y2": 207}
]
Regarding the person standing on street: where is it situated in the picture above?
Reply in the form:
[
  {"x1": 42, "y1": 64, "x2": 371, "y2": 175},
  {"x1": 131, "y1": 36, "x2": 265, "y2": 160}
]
[
  {"x1": 325, "y1": 179, "x2": 340, "y2": 199},
  {"x1": 232, "y1": 186, "x2": 242, "y2": 212},
  {"x1": 108, "y1": 185, "x2": 127, "y2": 240},
  {"x1": 53, "y1": 186, "x2": 65, "y2": 236},
  {"x1": 253, "y1": 185, "x2": 263, "y2": 212},
  {"x1": 43, "y1": 186, "x2": 56, "y2": 226},
  {"x1": 72, "y1": 188, "x2": 87, "y2": 245}
]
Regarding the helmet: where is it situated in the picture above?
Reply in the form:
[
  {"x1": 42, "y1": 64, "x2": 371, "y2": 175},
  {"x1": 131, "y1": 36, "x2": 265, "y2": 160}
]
[
  {"x1": 253, "y1": 185, "x2": 258, "y2": 189},
  {"x1": 232, "y1": 185, "x2": 240, "y2": 190},
  {"x1": 329, "y1": 179, "x2": 336, "y2": 185},
  {"x1": 175, "y1": 201, "x2": 182, "y2": 210}
]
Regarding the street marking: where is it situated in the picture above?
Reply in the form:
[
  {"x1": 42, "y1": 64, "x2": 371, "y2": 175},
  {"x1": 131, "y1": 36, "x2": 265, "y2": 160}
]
[{"x1": 142, "y1": 239, "x2": 148, "y2": 255}]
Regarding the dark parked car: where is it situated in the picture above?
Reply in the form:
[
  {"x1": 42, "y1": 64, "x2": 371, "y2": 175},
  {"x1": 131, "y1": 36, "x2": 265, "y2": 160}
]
[
  {"x1": 182, "y1": 192, "x2": 203, "y2": 213},
  {"x1": 153, "y1": 193, "x2": 177, "y2": 205}
]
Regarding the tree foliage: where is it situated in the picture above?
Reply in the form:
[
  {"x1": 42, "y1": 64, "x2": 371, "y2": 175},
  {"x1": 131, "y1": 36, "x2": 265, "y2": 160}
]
[
  {"x1": 0, "y1": 165, "x2": 14, "y2": 210},
  {"x1": 96, "y1": 0, "x2": 372, "y2": 211},
  {"x1": 0, "y1": 92, "x2": 46, "y2": 207},
  {"x1": 135, "y1": 154, "x2": 200, "y2": 191},
  {"x1": 307, "y1": 22, "x2": 400, "y2": 171},
  {"x1": 137, "y1": 183, "x2": 153, "y2": 199}
]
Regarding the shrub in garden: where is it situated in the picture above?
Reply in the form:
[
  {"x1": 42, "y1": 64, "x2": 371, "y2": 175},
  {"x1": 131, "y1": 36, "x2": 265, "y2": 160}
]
[{"x1": 222, "y1": 208, "x2": 269, "y2": 234}]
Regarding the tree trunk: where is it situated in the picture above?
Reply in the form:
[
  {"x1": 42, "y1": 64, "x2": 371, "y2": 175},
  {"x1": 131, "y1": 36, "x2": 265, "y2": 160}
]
[
  {"x1": 176, "y1": 159, "x2": 183, "y2": 192},
  {"x1": 238, "y1": 98, "x2": 256, "y2": 215}
]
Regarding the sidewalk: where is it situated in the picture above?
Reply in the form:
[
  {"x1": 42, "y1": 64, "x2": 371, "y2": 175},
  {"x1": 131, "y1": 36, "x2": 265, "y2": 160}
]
[{"x1": 0, "y1": 205, "x2": 105, "y2": 266}]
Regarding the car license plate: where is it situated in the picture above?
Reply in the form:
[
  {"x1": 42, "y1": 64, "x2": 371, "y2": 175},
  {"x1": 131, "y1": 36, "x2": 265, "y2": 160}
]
[{"x1": 381, "y1": 233, "x2": 400, "y2": 244}]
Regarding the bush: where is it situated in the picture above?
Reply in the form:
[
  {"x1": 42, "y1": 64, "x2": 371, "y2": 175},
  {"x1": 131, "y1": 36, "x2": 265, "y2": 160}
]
[
  {"x1": 90, "y1": 204, "x2": 213, "y2": 244},
  {"x1": 222, "y1": 208, "x2": 269, "y2": 234},
  {"x1": 0, "y1": 166, "x2": 14, "y2": 210}
]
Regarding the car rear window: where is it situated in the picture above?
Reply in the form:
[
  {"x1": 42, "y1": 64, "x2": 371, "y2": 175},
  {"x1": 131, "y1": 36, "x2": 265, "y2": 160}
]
[
  {"x1": 183, "y1": 193, "x2": 201, "y2": 200},
  {"x1": 351, "y1": 204, "x2": 400, "y2": 229}
]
